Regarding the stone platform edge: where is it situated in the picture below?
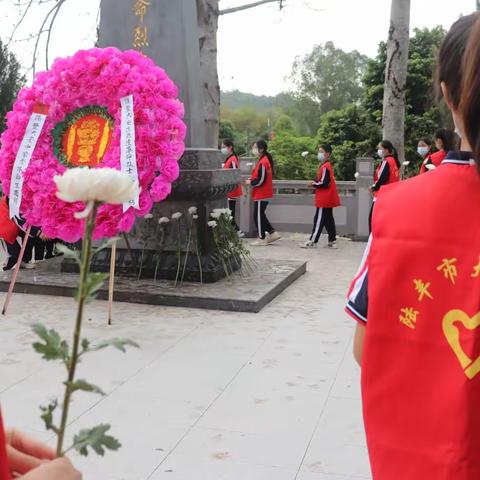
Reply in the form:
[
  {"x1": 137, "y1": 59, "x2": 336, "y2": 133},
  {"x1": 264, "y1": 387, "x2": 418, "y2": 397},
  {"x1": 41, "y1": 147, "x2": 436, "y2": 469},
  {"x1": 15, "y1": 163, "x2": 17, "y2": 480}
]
[{"x1": 0, "y1": 261, "x2": 307, "y2": 313}]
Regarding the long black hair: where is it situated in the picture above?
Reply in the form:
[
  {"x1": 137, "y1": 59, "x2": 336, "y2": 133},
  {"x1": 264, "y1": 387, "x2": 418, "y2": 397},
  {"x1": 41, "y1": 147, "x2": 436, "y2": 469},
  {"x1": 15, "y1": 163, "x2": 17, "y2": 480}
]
[
  {"x1": 222, "y1": 138, "x2": 236, "y2": 158},
  {"x1": 380, "y1": 140, "x2": 400, "y2": 168},
  {"x1": 434, "y1": 128, "x2": 456, "y2": 153},
  {"x1": 255, "y1": 139, "x2": 274, "y2": 173}
]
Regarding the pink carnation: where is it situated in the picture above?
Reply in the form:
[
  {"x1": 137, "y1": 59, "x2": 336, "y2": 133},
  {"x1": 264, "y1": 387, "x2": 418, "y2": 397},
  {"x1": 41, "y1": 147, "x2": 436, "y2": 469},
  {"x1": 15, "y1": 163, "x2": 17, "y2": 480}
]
[{"x1": 0, "y1": 47, "x2": 186, "y2": 241}]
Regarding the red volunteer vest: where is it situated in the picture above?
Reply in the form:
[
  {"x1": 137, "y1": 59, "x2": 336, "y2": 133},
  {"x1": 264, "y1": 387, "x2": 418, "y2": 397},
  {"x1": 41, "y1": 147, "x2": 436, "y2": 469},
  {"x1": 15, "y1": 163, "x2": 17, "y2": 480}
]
[
  {"x1": 0, "y1": 198, "x2": 19, "y2": 245},
  {"x1": 314, "y1": 161, "x2": 341, "y2": 208},
  {"x1": 224, "y1": 155, "x2": 243, "y2": 199},
  {"x1": 419, "y1": 149, "x2": 446, "y2": 174},
  {"x1": 364, "y1": 162, "x2": 480, "y2": 479},
  {"x1": 373, "y1": 155, "x2": 399, "y2": 196},
  {"x1": 251, "y1": 156, "x2": 273, "y2": 201},
  {"x1": 0, "y1": 412, "x2": 9, "y2": 480}
]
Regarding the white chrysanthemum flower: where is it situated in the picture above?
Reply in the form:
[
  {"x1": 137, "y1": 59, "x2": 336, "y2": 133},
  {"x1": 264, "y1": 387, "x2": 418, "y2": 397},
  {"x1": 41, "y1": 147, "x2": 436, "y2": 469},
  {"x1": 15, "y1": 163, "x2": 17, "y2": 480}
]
[
  {"x1": 192, "y1": 214, "x2": 199, "y2": 220},
  {"x1": 208, "y1": 220, "x2": 217, "y2": 228},
  {"x1": 354, "y1": 172, "x2": 360, "y2": 179},
  {"x1": 54, "y1": 167, "x2": 139, "y2": 219},
  {"x1": 426, "y1": 164, "x2": 436, "y2": 171},
  {"x1": 188, "y1": 206, "x2": 197, "y2": 215},
  {"x1": 159, "y1": 217, "x2": 170, "y2": 224},
  {"x1": 144, "y1": 213, "x2": 154, "y2": 219},
  {"x1": 402, "y1": 161, "x2": 410, "y2": 166},
  {"x1": 171, "y1": 212, "x2": 183, "y2": 220},
  {"x1": 210, "y1": 212, "x2": 221, "y2": 219},
  {"x1": 301, "y1": 151, "x2": 309, "y2": 158}
]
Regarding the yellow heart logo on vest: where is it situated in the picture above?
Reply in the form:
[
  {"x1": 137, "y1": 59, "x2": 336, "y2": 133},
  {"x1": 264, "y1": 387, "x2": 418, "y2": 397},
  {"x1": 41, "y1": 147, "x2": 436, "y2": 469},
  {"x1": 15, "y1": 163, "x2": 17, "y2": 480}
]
[{"x1": 443, "y1": 310, "x2": 480, "y2": 380}]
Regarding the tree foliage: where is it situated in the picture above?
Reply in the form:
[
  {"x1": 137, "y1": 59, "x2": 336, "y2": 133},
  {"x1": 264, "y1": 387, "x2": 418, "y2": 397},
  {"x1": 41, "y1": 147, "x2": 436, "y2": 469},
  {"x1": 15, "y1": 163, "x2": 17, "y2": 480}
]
[
  {"x1": 221, "y1": 27, "x2": 447, "y2": 181},
  {"x1": 0, "y1": 39, "x2": 24, "y2": 133},
  {"x1": 291, "y1": 42, "x2": 368, "y2": 114}
]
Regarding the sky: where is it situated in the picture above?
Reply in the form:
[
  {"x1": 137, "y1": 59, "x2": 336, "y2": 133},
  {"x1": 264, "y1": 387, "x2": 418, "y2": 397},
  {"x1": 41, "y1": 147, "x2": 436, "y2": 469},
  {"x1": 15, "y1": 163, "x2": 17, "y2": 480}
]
[{"x1": 0, "y1": 0, "x2": 477, "y2": 96}]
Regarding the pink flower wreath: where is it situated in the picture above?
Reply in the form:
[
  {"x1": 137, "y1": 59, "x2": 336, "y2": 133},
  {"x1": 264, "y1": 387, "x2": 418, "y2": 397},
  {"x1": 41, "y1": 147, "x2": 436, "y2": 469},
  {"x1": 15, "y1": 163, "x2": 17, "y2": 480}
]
[{"x1": 0, "y1": 47, "x2": 186, "y2": 242}]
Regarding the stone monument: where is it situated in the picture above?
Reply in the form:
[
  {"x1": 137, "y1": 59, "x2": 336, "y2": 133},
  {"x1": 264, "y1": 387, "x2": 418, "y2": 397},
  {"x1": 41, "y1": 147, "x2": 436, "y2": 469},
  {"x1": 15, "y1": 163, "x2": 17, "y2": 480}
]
[{"x1": 90, "y1": 0, "x2": 240, "y2": 282}]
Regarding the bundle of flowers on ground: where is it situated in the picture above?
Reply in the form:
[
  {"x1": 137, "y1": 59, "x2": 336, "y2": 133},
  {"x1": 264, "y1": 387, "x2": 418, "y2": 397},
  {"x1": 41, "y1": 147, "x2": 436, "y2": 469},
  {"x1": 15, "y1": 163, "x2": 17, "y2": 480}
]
[
  {"x1": 208, "y1": 208, "x2": 255, "y2": 277},
  {"x1": 0, "y1": 47, "x2": 186, "y2": 241}
]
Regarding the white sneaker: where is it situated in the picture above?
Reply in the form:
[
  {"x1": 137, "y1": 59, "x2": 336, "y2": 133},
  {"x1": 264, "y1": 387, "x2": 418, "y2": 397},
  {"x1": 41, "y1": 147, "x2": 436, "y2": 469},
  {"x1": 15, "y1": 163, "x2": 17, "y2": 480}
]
[
  {"x1": 251, "y1": 238, "x2": 269, "y2": 246},
  {"x1": 267, "y1": 231, "x2": 281, "y2": 244},
  {"x1": 327, "y1": 241, "x2": 338, "y2": 249},
  {"x1": 300, "y1": 240, "x2": 316, "y2": 248},
  {"x1": 21, "y1": 262, "x2": 36, "y2": 270}
]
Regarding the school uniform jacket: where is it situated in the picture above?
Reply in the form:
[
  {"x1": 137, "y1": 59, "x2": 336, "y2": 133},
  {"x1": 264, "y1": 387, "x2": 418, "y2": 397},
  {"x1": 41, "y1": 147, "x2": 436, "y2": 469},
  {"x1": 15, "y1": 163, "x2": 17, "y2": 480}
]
[
  {"x1": 250, "y1": 155, "x2": 273, "y2": 201},
  {"x1": 224, "y1": 154, "x2": 243, "y2": 199},
  {"x1": 346, "y1": 151, "x2": 480, "y2": 480},
  {"x1": 372, "y1": 155, "x2": 400, "y2": 196},
  {"x1": 313, "y1": 161, "x2": 340, "y2": 208}
]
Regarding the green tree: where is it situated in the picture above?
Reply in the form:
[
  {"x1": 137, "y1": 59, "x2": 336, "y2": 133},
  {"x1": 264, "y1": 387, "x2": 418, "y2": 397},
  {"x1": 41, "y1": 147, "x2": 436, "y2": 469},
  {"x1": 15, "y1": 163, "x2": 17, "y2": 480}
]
[
  {"x1": 363, "y1": 26, "x2": 447, "y2": 173},
  {"x1": 219, "y1": 120, "x2": 235, "y2": 142},
  {"x1": 291, "y1": 41, "x2": 369, "y2": 114},
  {"x1": 269, "y1": 134, "x2": 318, "y2": 180},
  {"x1": 316, "y1": 105, "x2": 379, "y2": 180},
  {"x1": 0, "y1": 39, "x2": 24, "y2": 133}
]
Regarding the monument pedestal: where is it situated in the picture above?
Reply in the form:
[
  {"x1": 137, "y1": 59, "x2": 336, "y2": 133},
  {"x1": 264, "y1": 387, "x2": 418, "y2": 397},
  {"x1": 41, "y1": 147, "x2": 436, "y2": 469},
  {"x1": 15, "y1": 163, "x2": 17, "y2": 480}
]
[{"x1": 63, "y1": 148, "x2": 241, "y2": 283}]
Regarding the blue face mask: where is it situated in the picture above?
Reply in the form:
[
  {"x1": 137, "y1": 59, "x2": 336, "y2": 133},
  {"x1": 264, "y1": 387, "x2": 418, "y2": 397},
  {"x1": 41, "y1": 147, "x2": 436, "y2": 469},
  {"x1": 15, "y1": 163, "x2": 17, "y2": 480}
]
[
  {"x1": 221, "y1": 147, "x2": 229, "y2": 155},
  {"x1": 317, "y1": 153, "x2": 325, "y2": 162},
  {"x1": 417, "y1": 146, "x2": 429, "y2": 157}
]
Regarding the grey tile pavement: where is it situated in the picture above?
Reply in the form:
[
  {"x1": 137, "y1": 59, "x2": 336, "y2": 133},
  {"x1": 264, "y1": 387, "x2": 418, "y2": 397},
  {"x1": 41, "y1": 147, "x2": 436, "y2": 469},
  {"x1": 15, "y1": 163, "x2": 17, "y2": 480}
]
[{"x1": 0, "y1": 232, "x2": 370, "y2": 480}]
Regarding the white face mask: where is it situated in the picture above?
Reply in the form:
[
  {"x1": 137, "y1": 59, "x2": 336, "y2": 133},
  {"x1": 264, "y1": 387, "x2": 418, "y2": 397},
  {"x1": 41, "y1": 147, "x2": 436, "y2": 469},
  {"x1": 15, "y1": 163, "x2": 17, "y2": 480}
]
[
  {"x1": 252, "y1": 147, "x2": 259, "y2": 157},
  {"x1": 221, "y1": 147, "x2": 229, "y2": 155},
  {"x1": 417, "y1": 146, "x2": 429, "y2": 157},
  {"x1": 317, "y1": 152, "x2": 325, "y2": 162},
  {"x1": 377, "y1": 149, "x2": 385, "y2": 158}
]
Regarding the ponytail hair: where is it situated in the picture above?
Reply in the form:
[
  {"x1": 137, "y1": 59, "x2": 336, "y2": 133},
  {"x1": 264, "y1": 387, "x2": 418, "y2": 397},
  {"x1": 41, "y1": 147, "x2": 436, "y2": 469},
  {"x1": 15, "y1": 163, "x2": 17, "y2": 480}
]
[
  {"x1": 255, "y1": 139, "x2": 275, "y2": 174},
  {"x1": 461, "y1": 14, "x2": 480, "y2": 165},
  {"x1": 380, "y1": 140, "x2": 400, "y2": 168}
]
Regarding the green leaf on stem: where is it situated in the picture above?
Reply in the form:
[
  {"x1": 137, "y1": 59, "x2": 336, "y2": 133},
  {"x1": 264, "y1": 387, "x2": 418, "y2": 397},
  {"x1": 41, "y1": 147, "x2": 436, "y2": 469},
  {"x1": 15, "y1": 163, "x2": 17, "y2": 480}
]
[
  {"x1": 76, "y1": 272, "x2": 107, "y2": 303},
  {"x1": 40, "y1": 400, "x2": 59, "y2": 434},
  {"x1": 55, "y1": 243, "x2": 81, "y2": 266},
  {"x1": 93, "y1": 237, "x2": 120, "y2": 257},
  {"x1": 91, "y1": 338, "x2": 140, "y2": 353},
  {"x1": 72, "y1": 424, "x2": 121, "y2": 457},
  {"x1": 66, "y1": 379, "x2": 106, "y2": 396},
  {"x1": 32, "y1": 324, "x2": 69, "y2": 363}
]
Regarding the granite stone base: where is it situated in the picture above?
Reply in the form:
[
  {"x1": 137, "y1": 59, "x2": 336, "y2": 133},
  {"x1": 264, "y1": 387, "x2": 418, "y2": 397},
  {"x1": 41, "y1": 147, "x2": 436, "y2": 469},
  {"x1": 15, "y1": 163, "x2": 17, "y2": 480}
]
[{"x1": 0, "y1": 259, "x2": 306, "y2": 313}]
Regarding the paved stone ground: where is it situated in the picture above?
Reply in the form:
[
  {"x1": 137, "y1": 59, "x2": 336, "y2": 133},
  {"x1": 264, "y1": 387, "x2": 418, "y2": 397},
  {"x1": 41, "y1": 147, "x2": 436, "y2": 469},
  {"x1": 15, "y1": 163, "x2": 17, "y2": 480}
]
[{"x1": 0, "y1": 233, "x2": 370, "y2": 480}]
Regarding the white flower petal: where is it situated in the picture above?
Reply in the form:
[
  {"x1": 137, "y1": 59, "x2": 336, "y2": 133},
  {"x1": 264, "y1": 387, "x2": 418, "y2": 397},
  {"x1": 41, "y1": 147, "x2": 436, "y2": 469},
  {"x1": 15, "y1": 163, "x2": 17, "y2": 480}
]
[{"x1": 54, "y1": 167, "x2": 139, "y2": 205}]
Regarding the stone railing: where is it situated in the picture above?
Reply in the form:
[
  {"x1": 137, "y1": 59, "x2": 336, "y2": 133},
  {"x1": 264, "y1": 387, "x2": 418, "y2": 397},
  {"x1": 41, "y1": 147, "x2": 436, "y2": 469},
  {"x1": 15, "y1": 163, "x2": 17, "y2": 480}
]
[{"x1": 235, "y1": 157, "x2": 375, "y2": 240}]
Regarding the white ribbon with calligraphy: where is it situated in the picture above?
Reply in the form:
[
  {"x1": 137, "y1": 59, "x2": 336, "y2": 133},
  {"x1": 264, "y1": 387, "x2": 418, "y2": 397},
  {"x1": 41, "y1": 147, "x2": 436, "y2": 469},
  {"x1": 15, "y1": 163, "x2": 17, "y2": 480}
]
[
  {"x1": 9, "y1": 104, "x2": 48, "y2": 219},
  {"x1": 120, "y1": 95, "x2": 140, "y2": 212}
]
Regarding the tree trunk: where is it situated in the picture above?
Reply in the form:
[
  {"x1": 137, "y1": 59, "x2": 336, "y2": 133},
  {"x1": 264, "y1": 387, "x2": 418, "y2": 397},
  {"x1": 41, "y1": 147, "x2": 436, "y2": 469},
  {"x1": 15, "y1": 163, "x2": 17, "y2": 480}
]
[
  {"x1": 196, "y1": 0, "x2": 220, "y2": 148},
  {"x1": 382, "y1": 0, "x2": 411, "y2": 164}
]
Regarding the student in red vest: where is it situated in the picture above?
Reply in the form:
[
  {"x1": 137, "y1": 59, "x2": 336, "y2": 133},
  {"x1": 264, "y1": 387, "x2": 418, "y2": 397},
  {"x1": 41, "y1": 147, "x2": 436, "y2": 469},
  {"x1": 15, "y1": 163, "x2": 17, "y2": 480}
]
[
  {"x1": 416, "y1": 136, "x2": 433, "y2": 173},
  {"x1": 301, "y1": 144, "x2": 340, "y2": 249},
  {"x1": 246, "y1": 140, "x2": 281, "y2": 246},
  {"x1": 419, "y1": 129, "x2": 456, "y2": 174},
  {"x1": 368, "y1": 140, "x2": 400, "y2": 232},
  {"x1": 0, "y1": 410, "x2": 80, "y2": 479},
  {"x1": 346, "y1": 12, "x2": 480, "y2": 480},
  {"x1": 221, "y1": 139, "x2": 243, "y2": 233}
]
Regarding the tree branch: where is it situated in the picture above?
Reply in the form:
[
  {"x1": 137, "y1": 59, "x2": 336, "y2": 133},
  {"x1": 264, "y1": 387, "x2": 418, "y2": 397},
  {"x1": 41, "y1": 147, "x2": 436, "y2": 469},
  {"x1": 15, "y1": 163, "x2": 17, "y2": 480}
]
[{"x1": 219, "y1": 0, "x2": 282, "y2": 15}]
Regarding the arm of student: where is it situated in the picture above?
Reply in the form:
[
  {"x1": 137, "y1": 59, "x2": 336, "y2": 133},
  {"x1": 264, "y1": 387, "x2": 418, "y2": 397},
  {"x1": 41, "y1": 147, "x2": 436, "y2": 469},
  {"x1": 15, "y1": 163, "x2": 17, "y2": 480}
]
[
  {"x1": 371, "y1": 161, "x2": 389, "y2": 192},
  {"x1": 353, "y1": 323, "x2": 366, "y2": 366},
  {"x1": 250, "y1": 164, "x2": 266, "y2": 187},
  {"x1": 21, "y1": 458, "x2": 81, "y2": 480},
  {"x1": 312, "y1": 168, "x2": 331, "y2": 188}
]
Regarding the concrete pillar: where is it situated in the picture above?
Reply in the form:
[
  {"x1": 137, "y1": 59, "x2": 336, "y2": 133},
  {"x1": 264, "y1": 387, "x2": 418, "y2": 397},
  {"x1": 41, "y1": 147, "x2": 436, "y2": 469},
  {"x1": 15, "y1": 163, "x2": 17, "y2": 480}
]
[{"x1": 354, "y1": 157, "x2": 374, "y2": 241}]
